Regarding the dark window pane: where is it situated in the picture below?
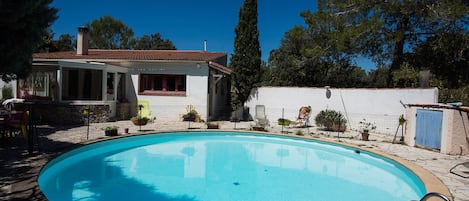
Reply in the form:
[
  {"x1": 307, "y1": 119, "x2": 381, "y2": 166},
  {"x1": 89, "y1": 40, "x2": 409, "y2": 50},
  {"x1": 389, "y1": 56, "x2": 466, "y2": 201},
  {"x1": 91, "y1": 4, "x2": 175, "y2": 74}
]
[
  {"x1": 167, "y1": 76, "x2": 176, "y2": 91},
  {"x1": 140, "y1": 75, "x2": 150, "y2": 91},
  {"x1": 154, "y1": 75, "x2": 162, "y2": 90},
  {"x1": 68, "y1": 70, "x2": 78, "y2": 98},
  {"x1": 177, "y1": 76, "x2": 186, "y2": 91}
]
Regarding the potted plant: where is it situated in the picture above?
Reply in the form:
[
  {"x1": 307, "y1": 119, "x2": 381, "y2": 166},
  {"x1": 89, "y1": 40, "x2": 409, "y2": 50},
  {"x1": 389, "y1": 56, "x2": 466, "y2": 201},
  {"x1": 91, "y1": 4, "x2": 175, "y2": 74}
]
[
  {"x1": 251, "y1": 125, "x2": 267, "y2": 131},
  {"x1": 314, "y1": 109, "x2": 347, "y2": 131},
  {"x1": 182, "y1": 105, "x2": 201, "y2": 122},
  {"x1": 182, "y1": 111, "x2": 197, "y2": 121},
  {"x1": 358, "y1": 118, "x2": 376, "y2": 141},
  {"x1": 278, "y1": 118, "x2": 291, "y2": 126},
  {"x1": 251, "y1": 121, "x2": 268, "y2": 131},
  {"x1": 102, "y1": 126, "x2": 118, "y2": 136},
  {"x1": 399, "y1": 114, "x2": 406, "y2": 125},
  {"x1": 206, "y1": 122, "x2": 219, "y2": 129},
  {"x1": 131, "y1": 116, "x2": 149, "y2": 126}
]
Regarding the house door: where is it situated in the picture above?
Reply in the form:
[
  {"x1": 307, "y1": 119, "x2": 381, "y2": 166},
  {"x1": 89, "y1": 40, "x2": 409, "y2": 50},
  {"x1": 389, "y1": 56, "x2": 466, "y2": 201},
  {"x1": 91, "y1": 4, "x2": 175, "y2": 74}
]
[{"x1": 415, "y1": 109, "x2": 443, "y2": 149}]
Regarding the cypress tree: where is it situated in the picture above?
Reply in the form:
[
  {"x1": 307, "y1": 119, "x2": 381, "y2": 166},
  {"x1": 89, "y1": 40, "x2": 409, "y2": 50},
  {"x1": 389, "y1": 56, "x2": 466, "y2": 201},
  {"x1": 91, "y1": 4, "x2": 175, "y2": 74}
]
[{"x1": 230, "y1": 0, "x2": 261, "y2": 108}]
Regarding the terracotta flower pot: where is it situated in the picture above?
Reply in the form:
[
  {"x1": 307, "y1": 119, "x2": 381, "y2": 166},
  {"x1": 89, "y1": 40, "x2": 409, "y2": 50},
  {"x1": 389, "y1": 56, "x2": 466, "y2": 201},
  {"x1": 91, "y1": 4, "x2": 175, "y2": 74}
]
[
  {"x1": 361, "y1": 131, "x2": 369, "y2": 141},
  {"x1": 131, "y1": 118, "x2": 148, "y2": 126}
]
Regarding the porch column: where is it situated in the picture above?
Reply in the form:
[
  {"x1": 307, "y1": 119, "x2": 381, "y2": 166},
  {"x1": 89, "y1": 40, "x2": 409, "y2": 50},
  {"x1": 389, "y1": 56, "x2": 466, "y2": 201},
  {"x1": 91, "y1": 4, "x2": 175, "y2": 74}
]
[
  {"x1": 57, "y1": 66, "x2": 62, "y2": 101},
  {"x1": 114, "y1": 72, "x2": 118, "y2": 101},
  {"x1": 102, "y1": 70, "x2": 107, "y2": 101}
]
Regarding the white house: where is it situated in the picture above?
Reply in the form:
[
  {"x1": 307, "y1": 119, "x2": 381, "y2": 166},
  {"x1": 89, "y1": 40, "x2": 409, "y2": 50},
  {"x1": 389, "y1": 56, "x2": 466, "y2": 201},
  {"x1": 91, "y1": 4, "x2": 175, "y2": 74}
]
[{"x1": 12, "y1": 27, "x2": 232, "y2": 124}]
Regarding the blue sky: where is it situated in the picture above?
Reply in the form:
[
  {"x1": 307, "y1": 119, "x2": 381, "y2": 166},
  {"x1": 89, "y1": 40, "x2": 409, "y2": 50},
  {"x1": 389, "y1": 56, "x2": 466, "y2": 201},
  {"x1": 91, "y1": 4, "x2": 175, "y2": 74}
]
[{"x1": 50, "y1": 0, "x2": 374, "y2": 70}]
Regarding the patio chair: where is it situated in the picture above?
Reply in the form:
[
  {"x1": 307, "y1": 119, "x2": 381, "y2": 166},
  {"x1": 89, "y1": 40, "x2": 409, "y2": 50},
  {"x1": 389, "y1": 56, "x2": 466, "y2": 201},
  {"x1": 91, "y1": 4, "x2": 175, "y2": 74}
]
[
  {"x1": 450, "y1": 161, "x2": 469, "y2": 178},
  {"x1": 294, "y1": 106, "x2": 311, "y2": 127},
  {"x1": 4, "y1": 111, "x2": 29, "y2": 139},
  {"x1": 255, "y1": 105, "x2": 269, "y2": 127},
  {"x1": 137, "y1": 100, "x2": 152, "y2": 120}
]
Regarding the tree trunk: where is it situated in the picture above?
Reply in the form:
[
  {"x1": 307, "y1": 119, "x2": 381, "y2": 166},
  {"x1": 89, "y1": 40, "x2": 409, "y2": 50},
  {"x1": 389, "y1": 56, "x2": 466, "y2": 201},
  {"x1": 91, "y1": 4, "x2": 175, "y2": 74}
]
[{"x1": 388, "y1": 15, "x2": 409, "y2": 87}]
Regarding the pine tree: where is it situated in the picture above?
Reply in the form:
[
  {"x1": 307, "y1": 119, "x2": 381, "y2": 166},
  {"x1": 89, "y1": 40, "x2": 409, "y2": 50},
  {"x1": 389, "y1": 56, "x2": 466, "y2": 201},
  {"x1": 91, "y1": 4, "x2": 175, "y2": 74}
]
[
  {"x1": 230, "y1": 0, "x2": 261, "y2": 108},
  {"x1": 0, "y1": 0, "x2": 57, "y2": 82}
]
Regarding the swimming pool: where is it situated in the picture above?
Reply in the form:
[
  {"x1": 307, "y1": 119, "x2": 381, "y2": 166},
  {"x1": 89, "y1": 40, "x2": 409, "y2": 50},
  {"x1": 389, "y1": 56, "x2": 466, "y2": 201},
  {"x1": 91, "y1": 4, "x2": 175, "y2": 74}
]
[{"x1": 39, "y1": 131, "x2": 426, "y2": 201}]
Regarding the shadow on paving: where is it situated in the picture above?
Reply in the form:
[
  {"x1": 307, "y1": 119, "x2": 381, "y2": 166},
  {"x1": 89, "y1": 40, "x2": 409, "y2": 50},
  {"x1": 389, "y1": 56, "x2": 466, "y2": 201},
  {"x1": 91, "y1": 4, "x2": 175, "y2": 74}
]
[
  {"x1": 1, "y1": 123, "x2": 199, "y2": 201},
  {"x1": 0, "y1": 124, "x2": 86, "y2": 201}
]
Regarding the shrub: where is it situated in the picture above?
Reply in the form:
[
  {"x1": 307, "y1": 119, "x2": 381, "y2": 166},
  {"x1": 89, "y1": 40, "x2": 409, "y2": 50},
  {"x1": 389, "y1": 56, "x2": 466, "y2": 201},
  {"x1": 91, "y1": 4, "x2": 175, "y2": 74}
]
[
  {"x1": 182, "y1": 105, "x2": 202, "y2": 122},
  {"x1": 277, "y1": 118, "x2": 291, "y2": 126},
  {"x1": 1, "y1": 85, "x2": 13, "y2": 102},
  {"x1": 131, "y1": 116, "x2": 150, "y2": 125},
  {"x1": 295, "y1": 130, "x2": 304, "y2": 136},
  {"x1": 314, "y1": 109, "x2": 347, "y2": 131}
]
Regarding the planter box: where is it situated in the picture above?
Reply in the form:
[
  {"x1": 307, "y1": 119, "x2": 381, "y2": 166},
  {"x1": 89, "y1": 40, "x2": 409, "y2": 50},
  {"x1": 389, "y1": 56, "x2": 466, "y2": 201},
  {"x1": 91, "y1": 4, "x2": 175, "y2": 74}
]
[
  {"x1": 206, "y1": 124, "x2": 219, "y2": 129},
  {"x1": 183, "y1": 117, "x2": 196, "y2": 122},
  {"x1": 332, "y1": 124, "x2": 347, "y2": 132},
  {"x1": 131, "y1": 118, "x2": 148, "y2": 126},
  {"x1": 252, "y1": 126, "x2": 266, "y2": 131},
  {"x1": 105, "y1": 129, "x2": 118, "y2": 136}
]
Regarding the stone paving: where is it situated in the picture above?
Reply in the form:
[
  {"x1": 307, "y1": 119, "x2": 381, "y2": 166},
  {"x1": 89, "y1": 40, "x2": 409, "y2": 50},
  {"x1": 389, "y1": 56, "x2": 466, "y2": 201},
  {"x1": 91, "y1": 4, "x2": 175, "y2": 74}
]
[{"x1": 1, "y1": 120, "x2": 468, "y2": 201}]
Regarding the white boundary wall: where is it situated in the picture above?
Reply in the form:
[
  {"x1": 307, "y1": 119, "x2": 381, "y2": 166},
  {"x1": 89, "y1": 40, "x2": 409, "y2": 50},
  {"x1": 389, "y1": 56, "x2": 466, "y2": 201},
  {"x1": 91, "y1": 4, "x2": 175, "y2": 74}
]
[{"x1": 245, "y1": 87, "x2": 438, "y2": 135}]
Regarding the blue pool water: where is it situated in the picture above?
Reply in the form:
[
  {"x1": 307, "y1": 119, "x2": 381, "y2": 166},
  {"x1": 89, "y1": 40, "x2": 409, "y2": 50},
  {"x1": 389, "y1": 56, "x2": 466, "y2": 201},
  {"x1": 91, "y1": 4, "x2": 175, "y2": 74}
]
[{"x1": 39, "y1": 132, "x2": 425, "y2": 201}]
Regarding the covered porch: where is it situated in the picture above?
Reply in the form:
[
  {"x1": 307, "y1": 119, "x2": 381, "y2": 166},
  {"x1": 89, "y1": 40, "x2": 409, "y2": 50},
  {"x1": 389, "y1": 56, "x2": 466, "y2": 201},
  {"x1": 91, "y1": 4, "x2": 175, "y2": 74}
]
[{"x1": 15, "y1": 60, "x2": 130, "y2": 124}]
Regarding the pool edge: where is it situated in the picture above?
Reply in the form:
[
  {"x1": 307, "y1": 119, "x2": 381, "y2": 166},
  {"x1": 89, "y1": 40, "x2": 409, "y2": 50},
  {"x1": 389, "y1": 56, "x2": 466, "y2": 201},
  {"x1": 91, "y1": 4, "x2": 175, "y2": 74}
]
[
  {"x1": 258, "y1": 131, "x2": 453, "y2": 201},
  {"x1": 36, "y1": 130, "x2": 453, "y2": 201}
]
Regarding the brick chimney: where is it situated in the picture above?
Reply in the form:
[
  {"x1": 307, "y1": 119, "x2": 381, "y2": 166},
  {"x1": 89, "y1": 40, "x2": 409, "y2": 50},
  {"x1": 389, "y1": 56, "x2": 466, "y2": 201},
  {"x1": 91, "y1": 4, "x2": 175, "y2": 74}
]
[{"x1": 77, "y1": 26, "x2": 89, "y2": 55}]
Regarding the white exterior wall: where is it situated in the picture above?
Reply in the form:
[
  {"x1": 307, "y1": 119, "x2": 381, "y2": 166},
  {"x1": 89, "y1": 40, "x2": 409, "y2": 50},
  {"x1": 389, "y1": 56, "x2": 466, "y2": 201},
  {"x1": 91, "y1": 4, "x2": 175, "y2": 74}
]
[
  {"x1": 129, "y1": 62, "x2": 209, "y2": 121},
  {"x1": 245, "y1": 87, "x2": 438, "y2": 135}
]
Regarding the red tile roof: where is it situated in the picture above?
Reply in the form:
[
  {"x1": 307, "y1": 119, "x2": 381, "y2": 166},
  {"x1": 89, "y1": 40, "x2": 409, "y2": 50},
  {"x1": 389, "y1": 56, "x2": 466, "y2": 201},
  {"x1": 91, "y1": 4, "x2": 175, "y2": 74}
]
[
  {"x1": 33, "y1": 49, "x2": 227, "y2": 62},
  {"x1": 209, "y1": 61, "x2": 233, "y2": 74}
]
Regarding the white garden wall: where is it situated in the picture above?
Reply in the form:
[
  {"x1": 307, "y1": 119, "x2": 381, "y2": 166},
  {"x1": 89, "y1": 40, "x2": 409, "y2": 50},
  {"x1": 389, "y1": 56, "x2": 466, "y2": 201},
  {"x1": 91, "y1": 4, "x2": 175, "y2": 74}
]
[{"x1": 245, "y1": 87, "x2": 438, "y2": 135}]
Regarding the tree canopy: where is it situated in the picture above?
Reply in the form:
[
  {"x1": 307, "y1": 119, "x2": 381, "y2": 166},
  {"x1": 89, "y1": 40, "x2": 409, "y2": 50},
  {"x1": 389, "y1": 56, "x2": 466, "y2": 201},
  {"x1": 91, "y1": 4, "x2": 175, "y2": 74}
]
[
  {"x1": 37, "y1": 16, "x2": 176, "y2": 52},
  {"x1": 36, "y1": 29, "x2": 74, "y2": 53},
  {"x1": 0, "y1": 0, "x2": 57, "y2": 82},
  {"x1": 300, "y1": 0, "x2": 469, "y2": 86},
  {"x1": 87, "y1": 16, "x2": 134, "y2": 49},
  {"x1": 230, "y1": 0, "x2": 262, "y2": 108},
  {"x1": 267, "y1": 0, "x2": 469, "y2": 89},
  {"x1": 265, "y1": 0, "x2": 469, "y2": 103},
  {"x1": 132, "y1": 33, "x2": 176, "y2": 50}
]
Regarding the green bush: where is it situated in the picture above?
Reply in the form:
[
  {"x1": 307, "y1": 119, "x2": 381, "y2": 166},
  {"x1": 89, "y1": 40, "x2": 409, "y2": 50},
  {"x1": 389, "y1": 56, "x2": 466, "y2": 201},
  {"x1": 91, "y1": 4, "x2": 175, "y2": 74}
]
[
  {"x1": 438, "y1": 85, "x2": 469, "y2": 105},
  {"x1": 314, "y1": 109, "x2": 347, "y2": 131},
  {"x1": 277, "y1": 118, "x2": 291, "y2": 126}
]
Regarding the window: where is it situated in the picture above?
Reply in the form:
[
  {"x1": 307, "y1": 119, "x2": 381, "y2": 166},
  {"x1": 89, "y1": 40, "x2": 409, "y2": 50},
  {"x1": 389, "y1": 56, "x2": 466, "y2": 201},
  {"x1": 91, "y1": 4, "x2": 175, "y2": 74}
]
[
  {"x1": 62, "y1": 69, "x2": 102, "y2": 100},
  {"x1": 139, "y1": 74, "x2": 186, "y2": 96},
  {"x1": 18, "y1": 71, "x2": 54, "y2": 99}
]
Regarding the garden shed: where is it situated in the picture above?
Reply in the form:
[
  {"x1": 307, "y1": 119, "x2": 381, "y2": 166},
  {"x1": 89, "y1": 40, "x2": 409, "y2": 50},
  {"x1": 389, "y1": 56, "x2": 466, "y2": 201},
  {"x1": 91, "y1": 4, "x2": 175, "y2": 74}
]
[{"x1": 404, "y1": 104, "x2": 469, "y2": 155}]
